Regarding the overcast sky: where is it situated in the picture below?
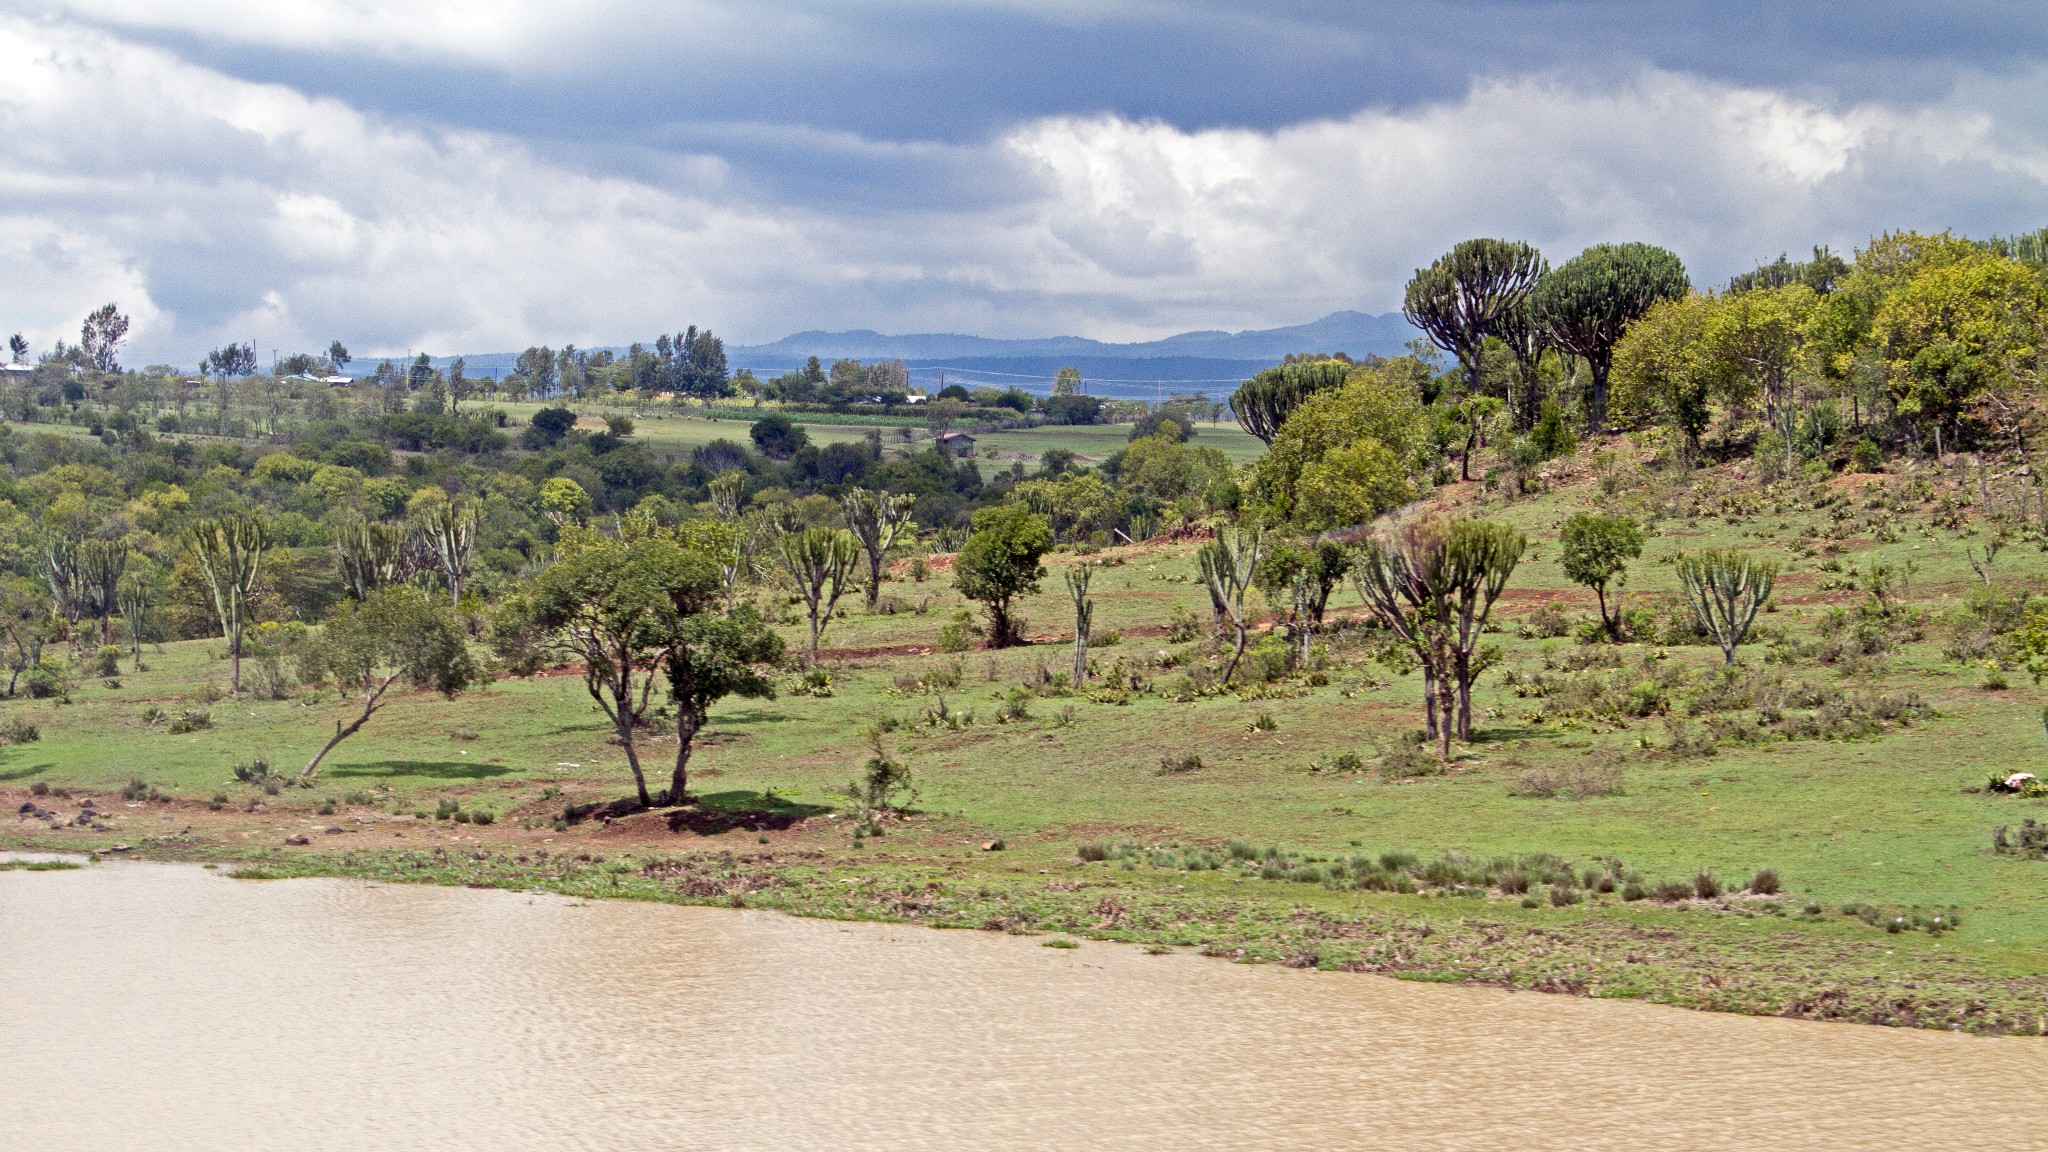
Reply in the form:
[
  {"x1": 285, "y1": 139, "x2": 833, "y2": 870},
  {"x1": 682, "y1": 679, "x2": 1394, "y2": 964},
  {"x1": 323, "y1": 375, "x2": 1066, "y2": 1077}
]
[{"x1": 3, "y1": 1, "x2": 2048, "y2": 364}]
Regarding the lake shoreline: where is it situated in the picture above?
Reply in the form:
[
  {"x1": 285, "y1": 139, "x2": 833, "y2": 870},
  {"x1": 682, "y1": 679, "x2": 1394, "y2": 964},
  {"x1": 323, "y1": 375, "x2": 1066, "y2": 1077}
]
[{"x1": 8, "y1": 800, "x2": 2047, "y2": 1039}]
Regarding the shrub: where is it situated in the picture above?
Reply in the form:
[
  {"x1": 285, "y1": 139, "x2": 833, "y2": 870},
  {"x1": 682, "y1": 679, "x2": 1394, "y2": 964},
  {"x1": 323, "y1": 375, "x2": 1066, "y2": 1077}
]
[
  {"x1": 936, "y1": 611, "x2": 977, "y2": 653},
  {"x1": 169, "y1": 709, "x2": 213, "y2": 734},
  {"x1": 1507, "y1": 758, "x2": 1623, "y2": 798},
  {"x1": 121, "y1": 777, "x2": 149, "y2": 801},
  {"x1": 1549, "y1": 884, "x2": 1581, "y2": 906},
  {"x1": 1077, "y1": 840, "x2": 1111, "y2": 862},
  {"x1": 1652, "y1": 880, "x2": 1694, "y2": 903},
  {"x1": 1693, "y1": 871, "x2": 1722, "y2": 899},
  {"x1": 314, "y1": 799, "x2": 335, "y2": 816},
  {"x1": 1848, "y1": 438, "x2": 1883, "y2": 472},
  {"x1": 94, "y1": 646, "x2": 122, "y2": 677},
  {"x1": 1156, "y1": 752, "x2": 1203, "y2": 775},
  {"x1": 1093, "y1": 628, "x2": 1122, "y2": 648},
  {"x1": 435, "y1": 797, "x2": 461, "y2": 820},
  {"x1": 1166, "y1": 604, "x2": 1204, "y2": 643},
  {"x1": 453, "y1": 810, "x2": 473, "y2": 823},
  {"x1": 232, "y1": 756, "x2": 274, "y2": 786},
  {"x1": 208, "y1": 792, "x2": 229, "y2": 811},
  {"x1": 1247, "y1": 711, "x2": 1278, "y2": 732},
  {"x1": 1378, "y1": 737, "x2": 1442, "y2": 778},
  {"x1": 1517, "y1": 601, "x2": 1572, "y2": 639},
  {"x1": 1747, "y1": 868, "x2": 1781, "y2": 895},
  {"x1": 0, "y1": 718, "x2": 39, "y2": 744}
]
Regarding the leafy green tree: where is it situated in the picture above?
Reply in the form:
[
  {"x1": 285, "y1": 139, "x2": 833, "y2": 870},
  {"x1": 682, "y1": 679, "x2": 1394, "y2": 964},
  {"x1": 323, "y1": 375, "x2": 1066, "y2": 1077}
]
[
  {"x1": 953, "y1": 504, "x2": 1051, "y2": 648},
  {"x1": 186, "y1": 514, "x2": 269, "y2": 694},
  {"x1": 1559, "y1": 513, "x2": 1644, "y2": 638},
  {"x1": 79, "y1": 303, "x2": 129, "y2": 374},
  {"x1": 539, "y1": 476, "x2": 591, "y2": 526},
  {"x1": 1251, "y1": 363, "x2": 1425, "y2": 528},
  {"x1": 1404, "y1": 239, "x2": 1546, "y2": 403},
  {"x1": 1229, "y1": 359, "x2": 1350, "y2": 443},
  {"x1": 751, "y1": 413, "x2": 810, "y2": 460},
  {"x1": 1053, "y1": 366, "x2": 1083, "y2": 396},
  {"x1": 662, "y1": 604, "x2": 780, "y2": 802},
  {"x1": 1531, "y1": 243, "x2": 1690, "y2": 430},
  {"x1": 777, "y1": 526, "x2": 860, "y2": 663},
  {"x1": 507, "y1": 532, "x2": 718, "y2": 807},
  {"x1": 1610, "y1": 294, "x2": 1723, "y2": 463},
  {"x1": 1871, "y1": 251, "x2": 2048, "y2": 453},
  {"x1": 297, "y1": 586, "x2": 480, "y2": 780},
  {"x1": 1677, "y1": 549, "x2": 1778, "y2": 665}
]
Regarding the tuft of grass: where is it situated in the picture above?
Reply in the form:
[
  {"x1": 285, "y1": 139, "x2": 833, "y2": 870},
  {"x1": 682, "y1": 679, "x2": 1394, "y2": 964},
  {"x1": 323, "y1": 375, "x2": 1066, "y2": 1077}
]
[{"x1": 1041, "y1": 938, "x2": 1078, "y2": 949}]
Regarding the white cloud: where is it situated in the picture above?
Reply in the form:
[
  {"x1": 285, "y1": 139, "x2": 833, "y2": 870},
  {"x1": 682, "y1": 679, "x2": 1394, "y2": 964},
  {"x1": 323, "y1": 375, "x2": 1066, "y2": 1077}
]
[
  {"x1": 1003, "y1": 70, "x2": 2048, "y2": 335},
  {"x1": 2, "y1": 13, "x2": 2048, "y2": 363}
]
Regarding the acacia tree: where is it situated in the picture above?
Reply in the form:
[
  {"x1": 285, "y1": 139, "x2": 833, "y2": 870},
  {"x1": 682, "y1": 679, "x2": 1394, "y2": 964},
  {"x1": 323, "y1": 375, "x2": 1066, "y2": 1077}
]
[
  {"x1": 1404, "y1": 239, "x2": 1546, "y2": 401},
  {"x1": 841, "y1": 488, "x2": 916, "y2": 610},
  {"x1": 75, "y1": 539, "x2": 128, "y2": 647},
  {"x1": 1229, "y1": 359, "x2": 1352, "y2": 443},
  {"x1": 778, "y1": 526, "x2": 860, "y2": 663},
  {"x1": 297, "y1": 586, "x2": 480, "y2": 780},
  {"x1": 186, "y1": 514, "x2": 269, "y2": 694},
  {"x1": 1559, "y1": 513, "x2": 1644, "y2": 639},
  {"x1": 1065, "y1": 564, "x2": 1094, "y2": 685},
  {"x1": 1197, "y1": 526, "x2": 1263, "y2": 684},
  {"x1": 1531, "y1": 243, "x2": 1690, "y2": 430},
  {"x1": 1678, "y1": 549, "x2": 1778, "y2": 665},
  {"x1": 953, "y1": 504, "x2": 1052, "y2": 648}
]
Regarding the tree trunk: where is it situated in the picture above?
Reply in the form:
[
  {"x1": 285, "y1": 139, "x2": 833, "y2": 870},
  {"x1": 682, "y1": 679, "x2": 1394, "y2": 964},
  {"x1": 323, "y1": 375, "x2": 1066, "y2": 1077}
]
[
  {"x1": 299, "y1": 679, "x2": 392, "y2": 779},
  {"x1": 1596, "y1": 585, "x2": 1614, "y2": 639},
  {"x1": 1456, "y1": 659, "x2": 1473, "y2": 742},
  {"x1": 227, "y1": 620, "x2": 242, "y2": 694},
  {"x1": 1421, "y1": 664, "x2": 1437, "y2": 739},
  {"x1": 619, "y1": 717, "x2": 651, "y2": 808},
  {"x1": 1221, "y1": 618, "x2": 1248, "y2": 684},
  {"x1": 1072, "y1": 632, "x2": 1088, "y2": 686},
  {"x1": 666, "y1": 711, "x2": 701, "y2": 806},
  {"x1": 1436, "y1": 676, "x2": 1456, "y2": 759},
  {"x1": 1588, "y1": 356, "x2": 1611, "y2": 432},
  {"x1": 864, "y1": 552, "x2": 883, "y2": 611}
]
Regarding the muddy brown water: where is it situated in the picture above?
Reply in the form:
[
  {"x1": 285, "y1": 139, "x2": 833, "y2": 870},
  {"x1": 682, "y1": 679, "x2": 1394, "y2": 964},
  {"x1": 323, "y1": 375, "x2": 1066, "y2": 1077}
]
[{"x1": 3, "y1": 860, "x2": 2045, "y2": 1151}]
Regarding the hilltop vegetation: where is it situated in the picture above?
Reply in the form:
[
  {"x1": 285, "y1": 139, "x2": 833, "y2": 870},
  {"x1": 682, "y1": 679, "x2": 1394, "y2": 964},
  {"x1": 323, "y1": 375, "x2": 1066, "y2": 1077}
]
[{"x1": 7, "y1": 227, "x2": 2048, "y2": 1032}]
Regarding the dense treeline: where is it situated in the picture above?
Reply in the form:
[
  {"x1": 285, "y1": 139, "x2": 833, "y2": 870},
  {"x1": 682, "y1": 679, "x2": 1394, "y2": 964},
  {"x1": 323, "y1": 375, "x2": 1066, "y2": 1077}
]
[{"x1": 6, "y1": 223, "x2": 2048, "y2": 801}]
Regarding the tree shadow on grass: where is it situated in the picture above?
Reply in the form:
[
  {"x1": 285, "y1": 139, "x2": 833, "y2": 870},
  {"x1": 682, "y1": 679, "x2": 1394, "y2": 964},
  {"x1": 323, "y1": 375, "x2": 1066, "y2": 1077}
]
[
  {"x1": 0, "y1": 746, "x2": 51, "y2": 778},
  {"x1": 665, "y1": 790, "x2": 831, "y2": 835},
  {"x1": 704, "y1": 708, "x2": 790, "y2": 726},
  {"x1": 329, "y1": 759, "x2": 516, "y2": 781}
]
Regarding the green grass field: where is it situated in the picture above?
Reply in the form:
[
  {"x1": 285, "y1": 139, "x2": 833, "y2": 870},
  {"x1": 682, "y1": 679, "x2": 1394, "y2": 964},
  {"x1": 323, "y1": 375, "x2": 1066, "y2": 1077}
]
[{"x1": 7, "y1": 445, "x2": 2048, "y2": 1030}]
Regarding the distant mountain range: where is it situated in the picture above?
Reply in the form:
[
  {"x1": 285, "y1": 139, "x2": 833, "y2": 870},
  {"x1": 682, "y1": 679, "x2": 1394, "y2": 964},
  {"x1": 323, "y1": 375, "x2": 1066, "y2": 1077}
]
[
  {"x1": 730, "y1": 310, "x2": 1414, "y2": 366},
  {"x1": 417, "y1": 310, "x2": 1418, "y2": 401}
]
